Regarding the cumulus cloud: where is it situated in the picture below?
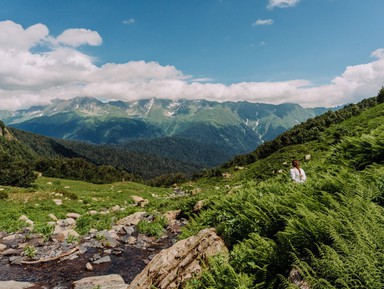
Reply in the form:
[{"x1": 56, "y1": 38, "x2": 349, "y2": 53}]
[
  {"x1": 0, "y1": 20, "x2": 384, "y2": 110},
  {"x1": 253, "y1": 19, "x2": 274, "y2": 26},
  {"x1": 267, "y1": 0, "x2": 300, "y2": 9},
  {"x1": 0, "y1": 20, "x2": 49, "y2": 50},
  {"x1": 56, "y1": 28, "x2": 102, "y2": 47}
]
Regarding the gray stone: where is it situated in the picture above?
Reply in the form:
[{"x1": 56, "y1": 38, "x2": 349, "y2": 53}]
[
  {"x1": 0, "y1": 244, "x2": 7, "y2": 252},
  {"x1": 0, "y1": 280, "x2": 35, "y2": 289},
  {"x1": 9, "y1": 256, "x2": 24, "y2": 265},
  {"x1": 2, "y1": 233, "x2": 23, "y2": 242},
  {"x1": 67, "y1": 213, "x2": 81, "y2": 219},
  {"x1": 123, "y1": 226, "x2": 135, "y2": 236},
  {"x1": 64, "y1": 217, "x2": 77, "y2": 226},
  {"x1": 130, "y1": 196, "x2": 149, "y2": 207},
  {"x1": 193, "y1": 200, "x2": 204, "y2": 212},
  {"x1": 93, "y1": 255, "x2": 111, "y2": 264},
  {"x1": 72, "y1": 274, "x2": 127, "y2": 289},
  {"x1": 18, "y1": 215, "x2": 29, "y2": 222},
  {"x1": 85, "y1": 262, "x2": 93, "y2": 271},
  {"x1": 111, "y1": 205, "x2": 121, "y2": 212},
  {"x1": 1, "y1": 248, "x2": 18, "y2": 256},
  {"x1": 53, "y1": 199, "x2": 62, "y2": 205},
  {"x1": 116, "y1": 211, "x2": 147, "y2": 226}
]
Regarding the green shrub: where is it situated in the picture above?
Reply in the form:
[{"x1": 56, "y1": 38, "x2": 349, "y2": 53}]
[
  {"x1": 76, "y1": 214, "x2": 112, "y2": 235},
  {"x1": 57, "y1": 189, "x2": 78, "y2": 200},
  {"x1": 185, "y1": 254, "x2": 253, "y2": 289},
  {"x1": 0, "y1": 191, "x2": 8, "y2": 199},
  {"x1": 136, "y1": 216, "x2": 166, "y2": 238}
]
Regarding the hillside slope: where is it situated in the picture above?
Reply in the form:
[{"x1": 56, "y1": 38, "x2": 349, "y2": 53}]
[
  {"x1": 8, "y1": 128, "x2": 202, "y2": 180},
  {"x1": 180, "y1": 96, "x2": 384, "y2": 288}
]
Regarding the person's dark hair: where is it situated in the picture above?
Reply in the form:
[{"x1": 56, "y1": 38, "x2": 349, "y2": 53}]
[{"x1": 292, "y1": 160, "x2": 302, "y2": 176}]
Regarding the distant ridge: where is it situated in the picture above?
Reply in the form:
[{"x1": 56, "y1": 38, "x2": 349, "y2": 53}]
[{"x1": 2, "y1": 97, "x2": 332, "y2": 165}]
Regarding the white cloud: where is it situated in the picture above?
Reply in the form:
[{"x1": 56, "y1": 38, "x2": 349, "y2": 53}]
[
  {"x1": 267, "y1": 0, "x2": 300, "y2": 9},
  {"x1": 56, "y1": 28, "x2": 102, "y2": 47},
  {"x1": 0, "y1": 20, "x2": 384, "y2": 110},
  {"x1": 253, "y1": 19, "x2": 274, "y2": 26},
  {"x1": 123, "y1": 18, "x2": 136, "y2": 25},
  {"x1": 0, "y1": 20, "x2": 49, "y2": 50}
]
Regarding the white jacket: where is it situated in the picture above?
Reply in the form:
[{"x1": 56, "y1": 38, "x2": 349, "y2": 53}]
[{"x1": 290, "y1": 168, "x2": 306, "y2": 183}]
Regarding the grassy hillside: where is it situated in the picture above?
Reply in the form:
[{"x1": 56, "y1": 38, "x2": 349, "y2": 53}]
[
  {"x1": 178, "y1": 99, "x2": 384, "y2": 288},
  {"x1": 0, "y1": 96, "x2": 383, "y2": 288}
]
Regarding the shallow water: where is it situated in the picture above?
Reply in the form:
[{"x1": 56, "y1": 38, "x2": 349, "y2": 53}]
[{"x1": 0, "y1": 239, "x2": 172, "y2": 288}]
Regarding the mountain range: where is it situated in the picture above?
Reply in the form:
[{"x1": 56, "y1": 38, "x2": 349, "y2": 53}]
[{"x1": 1, "y1": 96, "x2": 332, "y2": 167}]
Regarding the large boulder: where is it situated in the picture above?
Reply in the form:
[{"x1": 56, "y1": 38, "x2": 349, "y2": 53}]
[{"x1": 127, "y1": 228, "x2": 228, "y2": 289}]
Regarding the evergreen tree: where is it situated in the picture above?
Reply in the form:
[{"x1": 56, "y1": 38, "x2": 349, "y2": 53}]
[{"x1": 377, "y1": 86, "x2": 384, "y2": 103}]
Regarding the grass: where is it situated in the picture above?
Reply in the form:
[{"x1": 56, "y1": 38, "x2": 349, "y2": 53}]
[{"x1": 0, "y1": 177, "x2": 176, "y2": 234}]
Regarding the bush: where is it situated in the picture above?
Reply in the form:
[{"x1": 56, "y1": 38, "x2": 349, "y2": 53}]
[
  {"x1": 56, "y1": 189, "x2": 78, "y2": 200},
  {"x1": 0, "y1": 191, "x2": 8, "y2": 199},
  {"x1": 136, "y1": 216, "x2": 167, "y2": 238}
]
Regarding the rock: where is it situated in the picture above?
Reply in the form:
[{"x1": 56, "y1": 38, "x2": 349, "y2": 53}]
[
  {"x1": 131, "y1": 196, "x2": 149, "y2": 207},
  {"x1": 222, "y1": 172, "x2": 231, "y2": 178},
  {"x1": 2, "y1": 233, "x2": 23, "y2": 242},
  {"x1": 64, "y1": 217, "x2": 77, "y2": 226},
  {"x1": 193, "y1": 200, "x2": 204, "y2": 212},
  {"x1": 1, "y1": 248, "x2": 18, "y2": 256},
  {"x1": 164, "y1": 210, "x2": 181, "y2": 223},
  {"x1": 63, "y1": 229, "x2": 80, "y2": 239},
  {"x1": 25, "y1": 219, "x2": 34, "y2": 227},
  {"x1": 126, "y1": 236, "x2": 137, "y2": 245},
  {"x1": 18, "y1": 215, "x2": 29, "y2": 222},
  {"x1": 9, "y1": 256, "x2": 24, "y2": 265},
  {"x1": 111, "y1": 205, "x2": 121, "y2": 212},
  {"x1": 191, "y1": 188, "x2": 202, "y2": 195},
  {"x1": 72, "y1": 274, "x2": 127, "y2": 289},
  {"x1": 235, "y1": 166, "x2": 245, "y2": 170},
  {"x1": 123, "y1": 226, "x2": 136, "y2": 236},
  {"x1": 0, "y1": 244, "x2": 7, "y2": 252},
  {"x1": 51, "y1": 233, "x2": 65, "y2": 242},
  {"x1": 288, "y1": 268, "x2": 310, "y2": 289},
  {"x1": 93, "y1": 255, "x2": 111, "y2": 264},
  {"x1": 127, "y1": 228, "x2": 228, "y2": 289},
  {"x1": 89, "y1": 210, "x2": 98, "y2": 215},
  {"x1": 67, "y1": 213, "x2": 81, "y2": 219},
  {"x1": 53, "y1": 199, "x2": 62, "y2": 206},
  {"x1": 117, "y1": 211, "x2": 147, "y2": 226},
  {"x1": 0, "y1": 280, "x2": 35, "y2": 289},
  {"x1": 85, "y1": 262, "x2": 93, "y2": 271},
  {"x1": 167, "y1": 220, "x2": 181, "y2": 234}
]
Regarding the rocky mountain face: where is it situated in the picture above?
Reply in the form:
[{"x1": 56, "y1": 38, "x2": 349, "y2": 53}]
[{"x1": 2, "y1": 96, "x2": 330, "y2": 158}]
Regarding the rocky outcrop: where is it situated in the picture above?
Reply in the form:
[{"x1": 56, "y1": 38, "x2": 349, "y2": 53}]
[{"x1": 127, "y1": 228, "x2": 228, "y2": 289}]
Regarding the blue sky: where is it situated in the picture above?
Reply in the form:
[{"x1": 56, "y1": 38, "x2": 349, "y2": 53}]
[{"x1": 0, "y1": 0, "x2": 384, "y2": 110}]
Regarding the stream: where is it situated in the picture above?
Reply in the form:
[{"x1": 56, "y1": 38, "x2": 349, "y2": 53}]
[{"x1": 0, "y1": 236, "x2": 174, "y2": 288}]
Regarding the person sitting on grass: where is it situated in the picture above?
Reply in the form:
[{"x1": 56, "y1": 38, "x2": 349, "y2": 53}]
[{"x1": 290, "y1": 160, "x2": 306, "y2": 183}]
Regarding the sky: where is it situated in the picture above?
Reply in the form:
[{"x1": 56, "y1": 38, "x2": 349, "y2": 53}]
[{"x1": 0, "y1": 0, "x2": 384, "y2": 110}]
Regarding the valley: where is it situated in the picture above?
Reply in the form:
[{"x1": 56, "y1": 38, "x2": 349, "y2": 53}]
[{"x1": 0, "y1": 94, "x2": 383, "y2": 288}]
